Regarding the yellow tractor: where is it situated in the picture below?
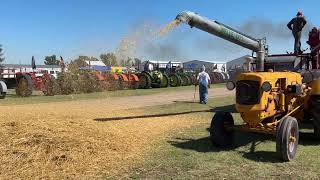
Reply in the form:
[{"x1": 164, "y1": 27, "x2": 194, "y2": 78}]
[
  {"x1": 176, "y1": 11, "x2": 320, "y2": 161},
  {"x1": 215, "y1": 71, "x2": 315, "y2": 161}
]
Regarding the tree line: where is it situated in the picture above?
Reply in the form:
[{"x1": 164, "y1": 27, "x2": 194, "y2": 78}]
[
  {"x1": 44, "y1": 52, "x2": 142, "y2": 70},
  {"x1": 0, "y1": 45, "x2": 142, "y2": 71}
]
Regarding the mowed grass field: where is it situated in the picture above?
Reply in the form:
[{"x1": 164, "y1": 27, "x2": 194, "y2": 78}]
[
  {"x1": 1, "y1": 87, "x2": 320, "y2": 179},
  {"x1": 115, "y1": 98, "x2": 320, "y2": 179}
]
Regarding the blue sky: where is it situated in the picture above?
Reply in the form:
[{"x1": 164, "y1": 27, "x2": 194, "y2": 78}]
[{"x1": 0, "y1": 0, "x2": 319, "y2": 64}]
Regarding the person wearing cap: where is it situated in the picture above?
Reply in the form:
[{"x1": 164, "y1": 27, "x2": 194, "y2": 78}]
[
  {"x1": 197, "y1": 65, "x2": 211, "y2": 104},
  {"x1": 287, "y1": 11, "x2": 307, "y2": 54},
  {"x1": 307, "y1": 27, "x2": 320, "y2": 69}
]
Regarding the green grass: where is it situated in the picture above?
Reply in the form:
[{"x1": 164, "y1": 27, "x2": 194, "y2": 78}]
[
  {"x1": 0, "y1": 83, "x2": 225, "y2": 106},
  {"x1": 122, "y1": 97, "x2": 320, "y2": 179}
]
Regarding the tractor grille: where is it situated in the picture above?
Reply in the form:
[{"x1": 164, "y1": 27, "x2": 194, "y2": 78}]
[{"x1": 236, "y1": 80, "x2": 260, "y2": 105}]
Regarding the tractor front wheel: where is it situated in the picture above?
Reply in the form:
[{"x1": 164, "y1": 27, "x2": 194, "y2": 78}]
[
  {"x1": 276, "y1": 116, "x2": 299, "y2": 161},
  {"x1": 209, "y1": 111, "x2": 234, "y2": 147}
]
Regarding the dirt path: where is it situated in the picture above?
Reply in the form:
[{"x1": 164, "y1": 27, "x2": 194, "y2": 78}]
[
  {"x1": 106, "y1": 87, "x2": 234, "y2": 110},
  {"x1": 0, "y1": 87, "x2": 233, "y2": 179}
]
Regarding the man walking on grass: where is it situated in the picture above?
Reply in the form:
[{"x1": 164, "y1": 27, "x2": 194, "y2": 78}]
[{"x1": 197, "y1": 65, "x2": 211, "y2": 104}]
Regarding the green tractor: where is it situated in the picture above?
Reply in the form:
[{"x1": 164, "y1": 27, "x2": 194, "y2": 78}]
[
  {"x1": 138, "y1": 71, "x2": 169, "y2": 89},
  {"x1": 169, "y1": 72, "x2": 196, "y2": 87},
  {"x1": 168, "y1": 73, "x2": 182, "y2": 87}
]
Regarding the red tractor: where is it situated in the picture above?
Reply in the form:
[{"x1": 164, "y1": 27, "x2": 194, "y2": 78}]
[
  {"x1": 15, "y1": 71, "x2": 55, "y2": 97},
  {"x1": 1, "y1": 56, "x2": 56, "y2": 97}
]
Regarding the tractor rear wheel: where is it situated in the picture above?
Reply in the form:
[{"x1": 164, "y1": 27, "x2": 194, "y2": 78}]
[
  {"x1": 138, "y1": 73, "x2": 151, "y2": 89},
  {"x1": 16, "y1": 74, "x2": 33, "y2": 97},
  {"x1": 209, "y1": 111, "x2": 234, "y2": 147},
  {"x1": 181, "y1": 75, "x2": 188, "y2": 86},
  {"x1": 276, "y1": 116, "x2": 299, "y2": 161},
  {"x1": 310, "y1": 95, "x2": 320, "y2": 137},
  {"x1": 185, "y1": 74, "x2": 192, "y2": 85},
  {"x1": 161, "y1": 74, "x2": 169, "y2": 88},
  {"x1": 169, "y1": 74, "x2": 181, "y2": 87}
]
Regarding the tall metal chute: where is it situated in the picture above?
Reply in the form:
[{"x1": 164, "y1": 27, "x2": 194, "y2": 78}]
[{"x1": 176, "y1": 11, "x2": 267, "y2": 71}]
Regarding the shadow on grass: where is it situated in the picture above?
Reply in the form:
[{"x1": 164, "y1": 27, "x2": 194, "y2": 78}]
[
  {"x1": 6, "y1": 93, "x2": 40, "y2": 98},
  {"x1": 94, "y1": 103, "x2": 236, "y2": 122},
  {"x1": 169, "y1": 132, "x2": 270, "y2": 152},
  {"x1": 299, "y1": 132, "x2": 320, "y2": 146},
  {"x1": 94, "y1": 109, "x2": 212, "y2": 122},
  {"x1": 209, "y1": 104, "x2": 236, "y2": 113},
  {"x1": 169, "y1": 131, "x2": 284, "y2": 163},
  {"x1": 169, "y1": 129, "x2": 320, "y2": 163},
  {"x1": 173, "y1": 100, "x2": 198, "y2": 104},
  {"x1": 173, "y1": 101, "x2": 237, "y2": 113}
]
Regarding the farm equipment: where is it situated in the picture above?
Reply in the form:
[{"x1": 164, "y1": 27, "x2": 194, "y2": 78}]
[
  {"x1": 15, "y1": 72, "x2": 55, "y2": 97},
  {"x1": 1, "y1": 62, "x2": 55, "y2": 97},
  {"x1": 176, "y1": 10, "x2": 320, "y2": 161},
  {"x1": 91, "y1": 70, "x2": 140, "y2": 90},
  {"x1": 209, "y1": 72, "x2": 228, "y2": 84},
  {"x1": 138, "y1": 71, "x2": 169, "y2": 89},
  {"x1": 118, "y1": 72, "x2": 140, "y2": 89},
  {"x1": 0, "y1": 80, "x2": 7, "y2": 99},
  {"x1": 167, "y1": 72, "x2": 196, "y2": 87}
]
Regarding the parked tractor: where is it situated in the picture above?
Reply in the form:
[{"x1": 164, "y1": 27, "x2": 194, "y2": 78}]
[
  {"x1": 176, "y1": 10, "x2": 320, "y2": 161},
  {"x1": 117, "y1": 73, "x2": 140, "y2": 89},
  {"x1": 15, "y1": 72, "x2": 55, "y2": 97},
  {"x1": 138, "y1": 71, "x2": 169, "y2": 89},
  {"x1": 167, "y1": 72, "x2": 196, "y2": 87},
  {"x1": 168, "y1": 73, "x2": 182, "y2": 87},
  {"x1": 0, "y1": 80, "x2": 7, "y2": 99},
  {"x1": 0, "y1": 57, "x2": 56, "y2": 97}
]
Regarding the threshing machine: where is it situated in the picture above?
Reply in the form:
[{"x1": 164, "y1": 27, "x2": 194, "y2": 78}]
[{"x1": 176, "y1": 11, "x2": 320, "y2": 161}]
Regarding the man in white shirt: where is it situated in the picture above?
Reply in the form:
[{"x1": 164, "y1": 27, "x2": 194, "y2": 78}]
[{"x1": 197, "y1": 65, "x2": 211, "y2": 104}]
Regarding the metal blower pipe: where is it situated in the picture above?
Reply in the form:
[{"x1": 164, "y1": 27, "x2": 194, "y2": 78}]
[{"x1": 176, "y1": 11, "x2": 266, "y2": 71}]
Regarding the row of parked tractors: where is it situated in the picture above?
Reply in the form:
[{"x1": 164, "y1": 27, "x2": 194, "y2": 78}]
[
  {"x1": 0, "y1": 70, "x2": 230, "y2": 98},
  {"x1": 137, "y1": 71, "x2": 230, "y2": 89}
]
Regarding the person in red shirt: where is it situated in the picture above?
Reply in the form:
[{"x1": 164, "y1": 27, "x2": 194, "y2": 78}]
[{"x1": 307, "y1": 27, "x2": 320, "y2": 69}]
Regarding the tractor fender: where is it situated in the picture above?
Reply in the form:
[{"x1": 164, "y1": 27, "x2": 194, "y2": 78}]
[
  {"x1": 95, "y1": 72, "x2": 106, "y2": 81},
  {"x1": 112, "y1": 74, "x2": 119, "y2": 80},
  {"x1": 119, "y1": 74, "x2": 129, "y2": 82},
  {"x1": 0, "y1": 81, "x2": 7, "y2": 93},
  {"x1": 130, "y1": 74, "x2": 139, "y2": 82},
  {"x1": 310, "y1": 79, "x2": 320, "y2": 95},
  {"x1": 142, "y1": 71, "x2": 152, "y2": 78},
  {"x1": 141, "y1": 71, "x2": 153, "y2": 82}
]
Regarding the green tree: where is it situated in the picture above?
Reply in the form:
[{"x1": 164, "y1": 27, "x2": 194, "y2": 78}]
[
  {"x1": 0, "y1": 45, "x2": 5, "y2": 63},
  {"x1": 44, "y1": 55, "x2": 59, "y2": 65},
  {"x1": 100, "y1": 53, "x2": 118, "y2": 66},
  {"x1": 120, "y1": 57, "x2": 135, "y2": 67},
  {"x1": 68, "y1": 56, "x2": 89, "y2": 73},
  {"x1": 134, "y1": 58, "x2": 142, "y2": 68}
]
